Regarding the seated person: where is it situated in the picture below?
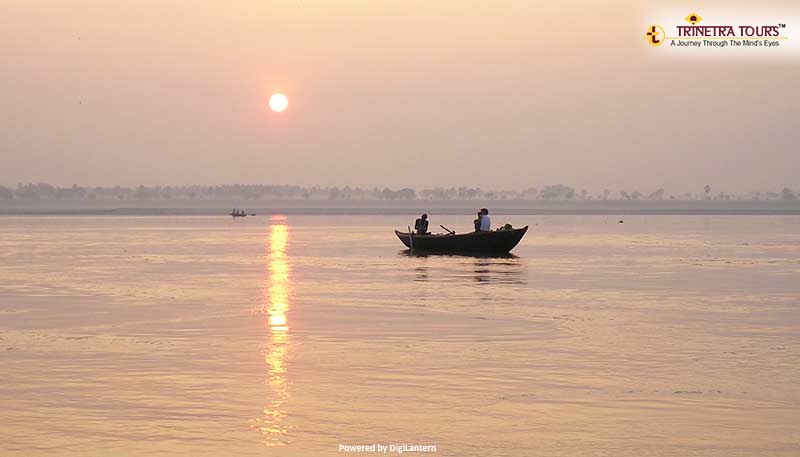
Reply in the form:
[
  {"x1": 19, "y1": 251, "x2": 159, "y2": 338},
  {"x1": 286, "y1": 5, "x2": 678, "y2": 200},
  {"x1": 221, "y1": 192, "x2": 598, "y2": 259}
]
[
  {"x1": 479, "y1": 208, "x2": 491, "y2": 231},
  {"x1": 473, "y1": 211, "x2": 482, "y2": 232},
  {"x1": 414, "y1": 213, "x2": 429, "y2": 235}
]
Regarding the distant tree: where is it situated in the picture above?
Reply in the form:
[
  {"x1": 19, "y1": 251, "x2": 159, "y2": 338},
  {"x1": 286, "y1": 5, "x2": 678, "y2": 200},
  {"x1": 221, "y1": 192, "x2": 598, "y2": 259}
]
[
  {"x1": 0, "y1": 185, "x2": 13, "y2": 200},
  {"x1": 134, "y1": 185, "x2": 147, "y2": 200},
  {"x1": 422, "y1": 187, "x2": 455, "y2": 200},
  {"x1": 521, "y1": 187, "x2": 538, "y2": 199},
  {"x1": 396, "y1": 188, "x2": 416, "y2": 200},
  {"x1": 381, "y1": 188, "x2": 398, "y2": 200},
  {"x1": 112, "y1": 186, "x2": 130, "y2": 200},
  {"x1": 15, "y1": 183, "x2": 56, "y2": 200},
  {"x1": 469, "y1": 187, "x2": 483, "y2": 199},
  {"x1": 3, "y1": 182, "x2": 785, "y2": 203},
  {"x1": 55, "y1": 184, "x2": 85, "y2": 200},
  {"x1": 540, "y1": 184, "x2": 575, "y2": 200}
]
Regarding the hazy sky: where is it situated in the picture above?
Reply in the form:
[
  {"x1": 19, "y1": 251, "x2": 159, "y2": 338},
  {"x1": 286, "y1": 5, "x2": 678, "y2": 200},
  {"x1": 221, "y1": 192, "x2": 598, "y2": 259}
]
[{"x1": 2, "y1": 0, "x2": 798, "y2": 193}]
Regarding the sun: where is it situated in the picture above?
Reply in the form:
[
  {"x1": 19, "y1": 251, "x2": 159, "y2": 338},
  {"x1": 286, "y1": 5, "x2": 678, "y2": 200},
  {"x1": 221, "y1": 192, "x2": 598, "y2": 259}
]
[{"x1": 269, "y1": 93, "x2": 289, "y2": 112}]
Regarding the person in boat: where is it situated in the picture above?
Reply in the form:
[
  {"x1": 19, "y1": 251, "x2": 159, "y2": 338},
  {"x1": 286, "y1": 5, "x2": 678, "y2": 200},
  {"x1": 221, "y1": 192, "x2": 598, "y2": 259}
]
[
  {"x1": 414, "y1": 213, "x2": 429, "y2": 235},
  {"x1": 473, "y1": 211, "x2": 482, "y2": 232},
  {"x1": 479, "y1": 208, "x2": 491, "y2": 231}
]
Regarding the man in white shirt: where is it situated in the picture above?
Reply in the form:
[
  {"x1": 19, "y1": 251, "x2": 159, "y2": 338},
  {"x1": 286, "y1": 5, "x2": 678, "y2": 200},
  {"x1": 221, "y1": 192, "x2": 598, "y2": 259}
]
[{"x1": 479, "y1": 208, "x2": 491, "y2": 231}]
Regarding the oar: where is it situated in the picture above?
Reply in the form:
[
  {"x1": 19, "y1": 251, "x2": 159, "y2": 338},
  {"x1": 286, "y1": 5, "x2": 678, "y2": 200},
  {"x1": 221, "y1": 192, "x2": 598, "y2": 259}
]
[
  {"x1": 407, "y1": 226, "x2": 414, "y2": 251},
  {"x1": 440, "y1": 224, "x2": 455, "y2": 235}
]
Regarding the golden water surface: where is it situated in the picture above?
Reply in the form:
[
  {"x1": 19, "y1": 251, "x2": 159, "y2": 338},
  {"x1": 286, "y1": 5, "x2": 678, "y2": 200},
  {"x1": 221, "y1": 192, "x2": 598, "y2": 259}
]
[{"x1": 1, "y1": 215, "x2": 798, "y2": 456}]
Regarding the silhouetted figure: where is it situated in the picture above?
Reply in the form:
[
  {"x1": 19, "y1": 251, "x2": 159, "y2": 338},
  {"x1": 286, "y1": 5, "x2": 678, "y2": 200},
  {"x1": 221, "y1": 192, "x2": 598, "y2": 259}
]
[
  {"x1": 474, "y1": 211, "x2": 482, "y2": 232},
  {"x1": 414, "y1": 213, "x2": 429, "y2": 235},
  {"x1": 479, "y1": 208, "x2": 491, "y2": 231}
]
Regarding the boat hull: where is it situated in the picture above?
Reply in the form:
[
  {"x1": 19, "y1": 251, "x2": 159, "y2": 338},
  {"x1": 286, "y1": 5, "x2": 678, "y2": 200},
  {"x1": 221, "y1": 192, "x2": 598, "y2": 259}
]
[{"x1": 395, "y1": 226, "x2": 528, "y2": 254}]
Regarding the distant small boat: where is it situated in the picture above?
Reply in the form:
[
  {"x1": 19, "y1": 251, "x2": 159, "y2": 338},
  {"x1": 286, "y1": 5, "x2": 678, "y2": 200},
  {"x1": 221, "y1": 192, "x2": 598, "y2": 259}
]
[
  {"x1": 395, "y1": 226, "x2": 528, "y2": 254},
  {"x1": 230, "y1": 210, "x2": 248, "y2": 218}
]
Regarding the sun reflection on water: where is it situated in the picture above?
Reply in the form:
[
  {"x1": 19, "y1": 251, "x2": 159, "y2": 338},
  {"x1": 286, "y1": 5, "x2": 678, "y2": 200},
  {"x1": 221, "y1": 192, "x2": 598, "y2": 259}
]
[{"x1": 252, "y1": 222, "x2": 291, "y2": 445}]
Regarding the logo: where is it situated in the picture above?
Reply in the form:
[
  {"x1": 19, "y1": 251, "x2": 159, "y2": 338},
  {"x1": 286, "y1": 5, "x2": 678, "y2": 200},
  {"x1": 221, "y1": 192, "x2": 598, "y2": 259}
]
[
  {"x1": 644, "y1": 12, "x2": 789, "y2": 50},
  {"x1": 684, "y1": 13, "x2": 703, "y2": 25},
  {"x1": 646, "y1": 25, "x2": 666, "y2": 46}
]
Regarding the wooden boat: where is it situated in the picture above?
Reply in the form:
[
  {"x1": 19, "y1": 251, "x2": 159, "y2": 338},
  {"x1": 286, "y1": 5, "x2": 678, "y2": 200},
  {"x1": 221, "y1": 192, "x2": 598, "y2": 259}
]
[{"x1": 395, "y1": 226, "x2": 528, "y2": 254}]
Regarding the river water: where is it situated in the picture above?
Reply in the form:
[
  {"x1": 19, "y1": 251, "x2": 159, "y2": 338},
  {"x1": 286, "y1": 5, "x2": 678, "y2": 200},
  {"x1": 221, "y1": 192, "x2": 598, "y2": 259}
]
[{"x1": 1, "y1": 215, "x2": 798, "y2": 456}]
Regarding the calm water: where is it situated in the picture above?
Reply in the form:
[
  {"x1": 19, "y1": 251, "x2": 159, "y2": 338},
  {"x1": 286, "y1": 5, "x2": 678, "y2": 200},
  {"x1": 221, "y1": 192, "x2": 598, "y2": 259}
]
[{"x1": 1, "y1": 215, "x2": 798, "y2": 456}]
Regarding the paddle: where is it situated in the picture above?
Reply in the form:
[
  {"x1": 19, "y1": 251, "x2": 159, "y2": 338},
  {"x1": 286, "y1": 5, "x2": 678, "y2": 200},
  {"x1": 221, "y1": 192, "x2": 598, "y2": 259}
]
[{"x1": 440, "y1": 225, "x2": 455, "y2": 235}]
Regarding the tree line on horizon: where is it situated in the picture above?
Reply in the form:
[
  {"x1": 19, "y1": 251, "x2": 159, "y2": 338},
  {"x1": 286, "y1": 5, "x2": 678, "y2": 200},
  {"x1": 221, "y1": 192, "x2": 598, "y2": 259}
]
[{"x1": 0, "y1": 183, "x2": 797, "y2": 202}]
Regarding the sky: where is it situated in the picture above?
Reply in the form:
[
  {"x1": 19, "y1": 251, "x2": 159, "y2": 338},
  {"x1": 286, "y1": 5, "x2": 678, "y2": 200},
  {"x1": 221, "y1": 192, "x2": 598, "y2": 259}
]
[{"x1": 2, "y1": 0, "x2": 799, "y2": 194}]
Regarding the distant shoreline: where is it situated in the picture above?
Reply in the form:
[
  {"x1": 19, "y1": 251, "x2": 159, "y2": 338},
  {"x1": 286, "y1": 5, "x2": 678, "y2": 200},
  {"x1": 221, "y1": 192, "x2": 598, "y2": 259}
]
[{"x1": 2, "y1": 199, "x2": 799, "y2": 216}]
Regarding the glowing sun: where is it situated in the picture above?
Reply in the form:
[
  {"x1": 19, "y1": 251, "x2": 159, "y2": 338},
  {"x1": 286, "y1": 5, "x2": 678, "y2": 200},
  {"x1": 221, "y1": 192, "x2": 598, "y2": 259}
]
[{"x1": 269, "y1": 93, "x2": 289, "y2": 112}]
